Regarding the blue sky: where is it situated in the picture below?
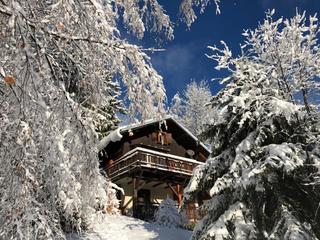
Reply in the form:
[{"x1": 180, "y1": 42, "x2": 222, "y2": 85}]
[{"x1": 140, "y1": 0, "x2": 320, "y2": 101}]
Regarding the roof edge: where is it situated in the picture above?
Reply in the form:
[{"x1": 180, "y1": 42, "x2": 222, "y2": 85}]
[{"x1": 99, "y1": 116, "x2": 211, "y2": 154}]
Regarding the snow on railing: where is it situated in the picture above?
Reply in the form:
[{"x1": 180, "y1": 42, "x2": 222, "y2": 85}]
[{"x1": 106, "y1": 147, "x2": 204, "y2": 179}]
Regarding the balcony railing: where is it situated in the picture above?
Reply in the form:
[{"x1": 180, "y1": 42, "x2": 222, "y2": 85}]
[{"x1": 106, "y1": 147, "x2": 204, "y2": 180}]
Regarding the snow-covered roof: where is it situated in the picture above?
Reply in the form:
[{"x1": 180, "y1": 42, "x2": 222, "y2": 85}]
[
  {"x1": 99, "y1": 116, "x2": 211, "y2": 154},
  {"x1": 97, "y1": 128, "x2": 123, "y2": 151}
]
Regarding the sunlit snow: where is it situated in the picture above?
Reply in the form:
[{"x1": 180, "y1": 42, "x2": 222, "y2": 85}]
[{"x1": 69, "y1": 215, "x2": 192, "y2": 240}]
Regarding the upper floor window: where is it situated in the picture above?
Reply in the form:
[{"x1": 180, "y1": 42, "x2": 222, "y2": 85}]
[{"x1": 151, "y1": 131, "x2": 172, "y2": 145}]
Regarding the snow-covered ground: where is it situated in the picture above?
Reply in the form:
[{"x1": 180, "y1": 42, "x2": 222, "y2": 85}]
[{"x1": 69, "y1": 215, "x2": 192, "y2": 240}]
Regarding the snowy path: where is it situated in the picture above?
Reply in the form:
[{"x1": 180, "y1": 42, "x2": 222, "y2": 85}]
[{"x1": 70, "y1": 215, "x2": 192, "y2": 240}]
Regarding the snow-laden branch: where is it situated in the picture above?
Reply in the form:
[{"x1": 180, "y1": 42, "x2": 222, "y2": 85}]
[
  {"x1": 179, "y1": 0, "x2": 222, "y2": 27},
  {"x1": 185, "y1": 11, "x2": 320, "y2": 240}
]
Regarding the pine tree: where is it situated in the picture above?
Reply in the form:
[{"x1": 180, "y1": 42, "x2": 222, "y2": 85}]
[
  {"x1": 82, "y1": 76, "x2": 126, "y2": 139},
  {"x1": 184, "y1": 10, "x2": 320, "y2": 240},
  {"x1": 154, "y1": 197, "x2": 184, "y2": 228},
  {"x1": 169, "y1": 80, "x2": 212, "y2": 136}
]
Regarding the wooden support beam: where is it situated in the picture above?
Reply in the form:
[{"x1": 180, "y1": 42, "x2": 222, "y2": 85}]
[
  {"x1": 133, "y1": 177, "x2": 138, "y2": 218},
  {"x1": 167, "y1": 183, "x2": 183, "y2": 207},
  {"x1": 137, "y1": 181, "x2": 146, "y2": 191},
  {"x1": 152, "y1": 182, "x2": 164, "y2": 188},
  {"x1": 119, "y1": 190, "x2": 125, "y2": 209},
  {"x1": 150, "y1": 175, "x2": 172, "y2": 188},
  {"x1": 167, "y1": 183, "x2": 179, "y2": 198},
  {"x1": 144, "y1": 179, "x2": 153, "y2": 184},
  {"x1": 122, "y1": 197, "x2": 133, "y2": 210},
  {"x1": 176, "y1": 184, "x2": 183, "y2": 208},
  {"x1": 133, "y1": 178, "x2": 139, "y2": 198},
  {"x1": 132, "y1": 171, "x2": 143, "y2": 218},
  {"x1": 129, "y1": 171, "x2": 150, "y2": 186}
]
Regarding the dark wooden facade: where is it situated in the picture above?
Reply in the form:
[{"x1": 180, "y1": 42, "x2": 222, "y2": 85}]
[{"x1": 100, "y1": 117, "x2": 210, "y2": 221}]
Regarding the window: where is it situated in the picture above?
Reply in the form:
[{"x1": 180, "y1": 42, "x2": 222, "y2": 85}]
[{"x1": 151, "y1": 131, "x2": 172, "y2": 145}]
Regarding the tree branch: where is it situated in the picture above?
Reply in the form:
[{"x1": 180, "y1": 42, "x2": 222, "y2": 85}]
[
  {"x1": 47, "y1": 31, "x2": 165, "y2": 52},
  {"x1": 0, "y1": 5, "x2": 12, "y2": 16}
]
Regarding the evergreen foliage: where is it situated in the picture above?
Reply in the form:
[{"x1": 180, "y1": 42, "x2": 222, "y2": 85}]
[
  {"x1": 184, "y1": 10, "x2": 320, "y2": 240},
  {"x1": 154, "y1": 197, "x2": 185, "y2": 228}
]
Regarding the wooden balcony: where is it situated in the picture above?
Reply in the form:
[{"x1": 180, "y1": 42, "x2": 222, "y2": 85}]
[{"x1": 106, "y1": 147, "x2": 204, "y2": 181}]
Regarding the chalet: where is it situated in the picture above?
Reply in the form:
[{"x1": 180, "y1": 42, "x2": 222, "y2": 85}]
[{"x1": 98, "y1": 116, "x2": 210, "y2": 221}]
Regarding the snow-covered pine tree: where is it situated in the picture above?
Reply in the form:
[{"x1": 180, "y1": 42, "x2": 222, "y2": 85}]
[
  {"x1": 184, "y1": 10, "x2": 320, "y2": 240},
  {"x1": 81, "y1": 75, "x2": 126, "y2": 139},
  {"x1": 169, "y1": 80, "x2": 212, "y2": 136},
  {"x1": 154, "y1": 197, "x2": 184, "y2": 228}
]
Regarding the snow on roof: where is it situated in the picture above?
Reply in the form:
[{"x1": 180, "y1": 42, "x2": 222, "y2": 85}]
[
  {"x1": 98, "y1": 127, "x2": 123, "y2": 151},
  {"x1": 98, "y1": 116, "x2": 211, "y2": 154},
  {"x1": 119, "y1": 117, "x2": 166, "y2": 132}
]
